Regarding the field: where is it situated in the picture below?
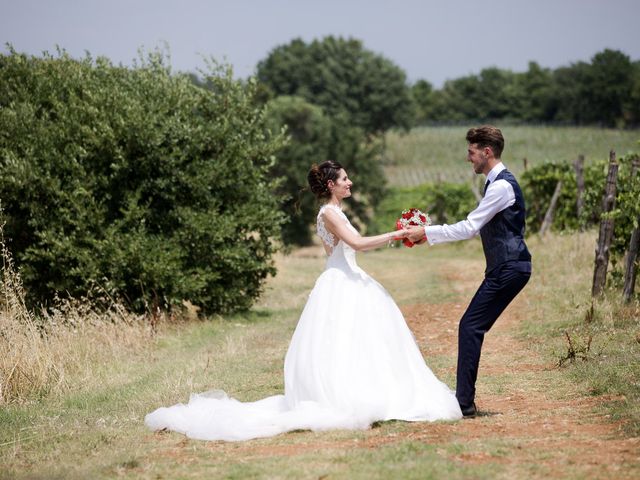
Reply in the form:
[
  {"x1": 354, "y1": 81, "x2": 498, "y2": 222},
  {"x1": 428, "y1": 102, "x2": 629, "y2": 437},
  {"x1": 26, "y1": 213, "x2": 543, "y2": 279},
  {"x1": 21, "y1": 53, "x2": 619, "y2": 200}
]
[
  {"x1": 2, "y1": 231, "x2": 639, "y2": 479},
  {"x1": 384, "y1": 125, "x2": 640, "y2": 186},
  {"x1": 1, "y1": 125, "x2": 639, "y2": 479}
]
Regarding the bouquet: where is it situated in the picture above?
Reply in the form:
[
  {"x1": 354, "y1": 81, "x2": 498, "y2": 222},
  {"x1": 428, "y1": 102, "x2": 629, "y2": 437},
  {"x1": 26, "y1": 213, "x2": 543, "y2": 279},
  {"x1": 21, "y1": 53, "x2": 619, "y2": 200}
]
[{"x1": 395, "y1": 208, "x2": 431, "y2": 247}]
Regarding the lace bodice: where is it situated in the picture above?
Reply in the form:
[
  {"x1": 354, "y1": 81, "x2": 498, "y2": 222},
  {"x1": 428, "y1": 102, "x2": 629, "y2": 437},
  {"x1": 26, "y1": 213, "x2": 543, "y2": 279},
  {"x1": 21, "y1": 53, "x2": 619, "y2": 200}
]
[
  {"x1": 316, "y1": 205, "x2": 336, "y2": 250},
  {"x1": 316, "y1": 204, "x2": 360, "y2": 263}
]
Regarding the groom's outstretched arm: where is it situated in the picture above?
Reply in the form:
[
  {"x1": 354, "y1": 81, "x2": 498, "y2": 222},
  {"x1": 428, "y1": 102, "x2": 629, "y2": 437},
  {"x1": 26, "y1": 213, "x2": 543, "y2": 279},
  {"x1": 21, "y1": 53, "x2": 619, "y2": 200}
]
[{"x1": 411, "y1": 180, "x2": 515, "y2": 245}]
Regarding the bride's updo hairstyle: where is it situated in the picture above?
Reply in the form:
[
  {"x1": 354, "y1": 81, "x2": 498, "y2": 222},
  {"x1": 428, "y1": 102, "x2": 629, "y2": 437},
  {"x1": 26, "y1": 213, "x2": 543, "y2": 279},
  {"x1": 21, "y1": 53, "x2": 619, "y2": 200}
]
[{"x1": 307, "y1": 160, "x2": 344, "y2": 200}]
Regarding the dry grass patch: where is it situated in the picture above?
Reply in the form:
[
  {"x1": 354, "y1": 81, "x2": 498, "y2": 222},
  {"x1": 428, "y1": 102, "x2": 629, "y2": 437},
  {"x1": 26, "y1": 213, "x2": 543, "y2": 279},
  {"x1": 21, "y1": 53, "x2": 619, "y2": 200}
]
[{"x1": 0, "y1": 229, "x2": 159, "y2": 405}]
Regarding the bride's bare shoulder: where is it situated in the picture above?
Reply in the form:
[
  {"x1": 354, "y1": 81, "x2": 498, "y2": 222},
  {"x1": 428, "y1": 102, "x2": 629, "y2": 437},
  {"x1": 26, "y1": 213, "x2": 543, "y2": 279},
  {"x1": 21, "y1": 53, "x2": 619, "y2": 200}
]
[{"x1": 319, "y1": 206, "x2": 346, "y2": 225}]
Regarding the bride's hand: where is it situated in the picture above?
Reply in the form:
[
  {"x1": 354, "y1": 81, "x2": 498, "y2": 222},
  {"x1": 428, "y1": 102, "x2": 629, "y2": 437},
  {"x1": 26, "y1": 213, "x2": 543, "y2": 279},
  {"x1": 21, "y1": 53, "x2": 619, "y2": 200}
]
[{"x1": 393, "y1": 228, "x2": 409, "y2": 239}]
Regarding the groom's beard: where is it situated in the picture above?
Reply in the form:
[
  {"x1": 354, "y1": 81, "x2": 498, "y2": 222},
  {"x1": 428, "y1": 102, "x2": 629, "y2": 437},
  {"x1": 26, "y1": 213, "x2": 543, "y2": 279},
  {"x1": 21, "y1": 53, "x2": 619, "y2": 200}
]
[{"x1": 473, "y1": 155, "x2": 488, "y2": 174}]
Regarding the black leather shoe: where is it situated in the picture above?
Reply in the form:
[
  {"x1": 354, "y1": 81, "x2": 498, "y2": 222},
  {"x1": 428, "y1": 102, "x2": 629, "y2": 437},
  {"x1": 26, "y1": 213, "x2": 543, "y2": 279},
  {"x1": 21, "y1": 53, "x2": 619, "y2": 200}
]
[{"x1": 461, "y1": 402, "x2": 477, "y2": 418}]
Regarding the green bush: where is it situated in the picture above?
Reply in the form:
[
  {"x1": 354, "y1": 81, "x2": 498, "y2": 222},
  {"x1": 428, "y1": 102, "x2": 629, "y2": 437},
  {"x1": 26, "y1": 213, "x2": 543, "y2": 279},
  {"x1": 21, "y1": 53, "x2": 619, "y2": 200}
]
[
  {"x1": 0, "y1": 48, "x2": 286, "y2": 314},
  {"x1": 263, "y1": 96, "x2": 331, "y2": 245},
  {"x1": 369, "y1": 183, "x2": 477, "y2": 235},
  {"x1": 521, "y1": 162, "x2": 602, "y2": 232},
  {"x1": 521, "y1": 153, "x2": 640, "y2": 269},
  {"x1": 605, "y1": 153, "x2": 640, "y2": 276},
  {"x1": 263, "y1": 96, "x2": 388, "y2": 245}
]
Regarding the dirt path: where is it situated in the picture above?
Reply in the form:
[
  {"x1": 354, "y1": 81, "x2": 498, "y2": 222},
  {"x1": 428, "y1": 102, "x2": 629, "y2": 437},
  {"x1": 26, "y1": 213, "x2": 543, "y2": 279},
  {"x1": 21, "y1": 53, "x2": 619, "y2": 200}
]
[
  {"x1": 153, "y1": 267, "x2": 639, "y2": 478},
  {"x1": 402, "y1": 264, "x2": 637, "y2": 477},
  {"x1": 403, "y1": 299, "x2": 639, "y2": 478}
]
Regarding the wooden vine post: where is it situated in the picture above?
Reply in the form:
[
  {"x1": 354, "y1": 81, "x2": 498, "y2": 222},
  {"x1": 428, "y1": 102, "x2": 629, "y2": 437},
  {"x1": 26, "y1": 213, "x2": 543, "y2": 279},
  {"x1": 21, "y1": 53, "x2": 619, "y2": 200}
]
[
  {"x1": 622, "y1": 155, "x2": 640, "y2": 303},
  {"x1": 540, "y1": 180, "x2": 563, "y2": 237},
  {"x1": 592, "y1": 150, "x2": 618, "y2": 297},
  {"x1": 573, "y1": 154, "x2": 585, "y2": 229}
]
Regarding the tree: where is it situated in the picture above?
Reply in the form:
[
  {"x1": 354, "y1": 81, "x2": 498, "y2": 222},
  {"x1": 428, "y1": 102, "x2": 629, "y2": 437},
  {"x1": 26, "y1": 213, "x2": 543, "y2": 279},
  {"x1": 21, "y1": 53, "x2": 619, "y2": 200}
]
[
  {"x1": 263, "y1": 96, "x2": 386, "y2": 245},
  {"x1": 586, "y1": 49, "x2": 634, "y2": 127},
  {"x1": 263, "y1": 96, "x2": 332, "y2": 245},
  {"x1": 0, "y1": 48, "x2": 285, "y2": 314},
  {"x1": 550, "y1": 49, "x2": 634, "y2": 126},
  {"x1": 625, "y1": 61, "x2": 640, "y2": 126},
  {"x1": 414, "y1": 49, "x2": 637, "y2": 125},
  {"x1": 437, "y1": 75, "x2": 483, "y2": 121},
  {"x1": 411, "y1": 79, "x2": 433, "y2": 125},
  {"x1": 475, "y1": 67, "x2": 516, "y2": 119},
  {"x1": 257, "y1": 36, "x2": 414, "y2": 134},
  {"x1": 511, "y1": 62, "x2": 554, "y2": 122},
  {"x1": 549, "y1": 61, "x2": 592, "y2": 124}
]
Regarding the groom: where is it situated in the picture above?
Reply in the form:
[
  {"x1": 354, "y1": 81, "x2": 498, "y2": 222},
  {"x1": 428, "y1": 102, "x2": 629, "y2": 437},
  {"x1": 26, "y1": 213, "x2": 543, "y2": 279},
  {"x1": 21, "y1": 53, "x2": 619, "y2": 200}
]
[{"x1": 406, "y1": 125, "x2": 532, "y2": 418}]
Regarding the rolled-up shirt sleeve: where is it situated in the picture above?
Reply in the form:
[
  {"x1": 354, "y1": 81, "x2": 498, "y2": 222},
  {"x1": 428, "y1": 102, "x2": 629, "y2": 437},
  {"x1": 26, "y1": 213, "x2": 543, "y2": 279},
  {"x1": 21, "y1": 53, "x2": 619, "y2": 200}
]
[{"x1": 424, "y1": 179, "x2": 516, "y2": 244}]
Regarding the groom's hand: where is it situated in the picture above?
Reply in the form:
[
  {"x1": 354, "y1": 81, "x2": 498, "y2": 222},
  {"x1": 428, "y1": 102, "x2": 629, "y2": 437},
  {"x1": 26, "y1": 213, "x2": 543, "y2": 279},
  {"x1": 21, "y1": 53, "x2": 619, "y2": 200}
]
[{"x1": 406, "y1": 226, "x2": 427, "y2": 244}]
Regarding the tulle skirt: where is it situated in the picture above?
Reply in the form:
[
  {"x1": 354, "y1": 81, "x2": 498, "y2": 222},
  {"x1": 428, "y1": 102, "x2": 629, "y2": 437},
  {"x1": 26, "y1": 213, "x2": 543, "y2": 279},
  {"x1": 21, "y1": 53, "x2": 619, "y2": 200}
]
[{"x1": 145, "y1": 265, "x2": 462, "y2": 441}]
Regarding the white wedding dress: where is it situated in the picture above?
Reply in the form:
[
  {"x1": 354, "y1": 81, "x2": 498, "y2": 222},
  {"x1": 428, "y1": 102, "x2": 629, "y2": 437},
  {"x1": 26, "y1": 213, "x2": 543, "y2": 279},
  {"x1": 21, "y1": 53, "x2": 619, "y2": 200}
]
[{"x1": 145, "y1": 204, "x2": 462, "y2": 441}]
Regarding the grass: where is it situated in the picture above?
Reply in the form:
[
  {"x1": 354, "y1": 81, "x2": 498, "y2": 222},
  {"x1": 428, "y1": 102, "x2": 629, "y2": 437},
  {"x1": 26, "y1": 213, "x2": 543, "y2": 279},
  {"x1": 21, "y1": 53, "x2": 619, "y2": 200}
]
[
  {"x1": 2, "y1": 232, "x2": 639, "y2": 478},
  {"x1": 0, "y1": 242, "x2": 485, "y2": 479},
  {"x1": 384, "y1": 125, "x2": 640, "y2": 186},
  {"x1": 521, "y1": 231, "x2": 640, "y2": 436},
  {"x1": 0, "y1": 229, "x2": 156, "y2": 405}
]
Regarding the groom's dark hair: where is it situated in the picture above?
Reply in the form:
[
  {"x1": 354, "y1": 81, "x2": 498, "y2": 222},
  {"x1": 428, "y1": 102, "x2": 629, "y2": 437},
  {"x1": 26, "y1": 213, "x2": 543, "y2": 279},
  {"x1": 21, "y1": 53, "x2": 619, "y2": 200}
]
[{"x1": 466, "y1": 126, "x2": 504, "y2": 158}]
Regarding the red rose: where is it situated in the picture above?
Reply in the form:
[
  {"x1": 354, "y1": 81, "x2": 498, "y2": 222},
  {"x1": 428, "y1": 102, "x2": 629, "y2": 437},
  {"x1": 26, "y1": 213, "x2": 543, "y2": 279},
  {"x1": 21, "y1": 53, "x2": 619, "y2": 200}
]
[{"x1": 396, "y1": 208, "x2": 430, "y2": 248}]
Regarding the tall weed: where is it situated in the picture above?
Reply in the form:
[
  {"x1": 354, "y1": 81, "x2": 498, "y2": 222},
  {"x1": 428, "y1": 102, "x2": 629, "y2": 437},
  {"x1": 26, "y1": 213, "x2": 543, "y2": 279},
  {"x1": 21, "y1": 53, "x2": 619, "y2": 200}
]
[{"x1": 0, "y1": 224, "x2": 157, "y2": 404}]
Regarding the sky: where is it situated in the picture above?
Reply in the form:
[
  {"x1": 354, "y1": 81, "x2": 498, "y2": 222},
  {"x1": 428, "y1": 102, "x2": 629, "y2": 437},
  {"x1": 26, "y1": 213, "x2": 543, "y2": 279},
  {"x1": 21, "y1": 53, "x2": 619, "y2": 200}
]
[{"x1": 2, "y1": 0, "x2": 639, "y2": 88}]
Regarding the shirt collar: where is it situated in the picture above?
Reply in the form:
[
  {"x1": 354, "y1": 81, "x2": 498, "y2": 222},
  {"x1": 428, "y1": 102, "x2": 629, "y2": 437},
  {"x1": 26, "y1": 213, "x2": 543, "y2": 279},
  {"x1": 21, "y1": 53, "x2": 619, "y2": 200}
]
[{"x1": 486, "y1": 162, "x2": 506, "y2": 184}]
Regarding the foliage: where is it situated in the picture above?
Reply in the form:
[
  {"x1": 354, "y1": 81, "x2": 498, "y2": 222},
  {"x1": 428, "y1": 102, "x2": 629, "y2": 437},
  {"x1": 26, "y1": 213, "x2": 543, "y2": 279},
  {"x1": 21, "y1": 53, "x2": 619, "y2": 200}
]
[
  {"x1": 263, "y1": 96, "x2": 331, "y2": 245},
  {"x1": 521, "y1": 153, "x2": 640, "y2": 268},
  {"x1": 410, "y1": 79, "x2": 433, "y2": 125},
  {"x1": 263, "y1": 96, "x2": 387, "y2": 245},
  {"x1": 412, "y1": 49, "x2": 639, "y2": 127},
  {"x1": 326, "y1": 114, "x2": 387, "y2": 234},
  {"x1": 580, "y1": 49, "x2": 636, "y2": 127},
  {"x1": 521, "y1": 162, "x2": 599, "y2": 232},
  {"x1": 607, "y1": 153, "x2": 640, "y2": 278},
  {"x1": 1, "y1": 219, "x2": 153, "y2": 404},
  {"x1": 413, "y1": 62, "x2": 554, "y2": 124},
  {"x1": 256, "y1": 36, "x2": 414, "y2": 134},
  {"x1": 0, "y1": 48, "x2": 286, "y2": 314},
  {"x1": 256, "y1": 36, "x2": 399, "y2": 245},
  {"x1": 368, "y1": 182, "x2": 477, "y2": 235},
  {"x1": 523, "y1": 232, "x2": 640, "y2": 437}
]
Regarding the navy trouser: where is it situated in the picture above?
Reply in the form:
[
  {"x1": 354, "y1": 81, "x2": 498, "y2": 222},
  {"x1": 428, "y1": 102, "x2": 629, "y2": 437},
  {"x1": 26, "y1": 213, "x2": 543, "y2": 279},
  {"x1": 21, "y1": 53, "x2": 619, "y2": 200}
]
[{"x1": 456, "y1": 260, "x2": 532, "y2": 409}]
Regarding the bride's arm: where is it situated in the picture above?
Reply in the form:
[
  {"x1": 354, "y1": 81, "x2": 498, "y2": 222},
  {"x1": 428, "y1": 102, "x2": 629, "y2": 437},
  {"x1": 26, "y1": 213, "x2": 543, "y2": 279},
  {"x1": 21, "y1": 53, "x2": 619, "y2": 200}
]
[{"x1": 322, "y1": 209, "x2": 408, "y2": 252}]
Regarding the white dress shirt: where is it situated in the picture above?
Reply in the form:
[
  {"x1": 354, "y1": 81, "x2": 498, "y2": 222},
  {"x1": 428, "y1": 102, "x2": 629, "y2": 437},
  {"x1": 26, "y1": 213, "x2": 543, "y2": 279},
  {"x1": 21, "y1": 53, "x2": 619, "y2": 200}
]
[{"x1": 424, "y1": 162, "x2": 516, "y2": 244}]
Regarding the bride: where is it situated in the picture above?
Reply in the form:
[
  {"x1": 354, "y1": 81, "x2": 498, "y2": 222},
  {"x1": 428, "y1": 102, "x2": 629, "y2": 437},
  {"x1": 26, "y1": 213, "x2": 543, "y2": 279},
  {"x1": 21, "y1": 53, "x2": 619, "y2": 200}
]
[{"x1": 145, "y1": 160, "x2": 462, "y2": 441}]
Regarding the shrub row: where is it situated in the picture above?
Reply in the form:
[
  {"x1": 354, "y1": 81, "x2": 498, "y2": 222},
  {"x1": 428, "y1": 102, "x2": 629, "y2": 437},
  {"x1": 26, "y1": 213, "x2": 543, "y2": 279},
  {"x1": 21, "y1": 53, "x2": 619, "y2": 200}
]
[
  {"x1": 521, "y1": 153, "x2": 640, "y2": 265},
  {"x1": 0, "y1": 49, "x2": 285, "y2": 314}
]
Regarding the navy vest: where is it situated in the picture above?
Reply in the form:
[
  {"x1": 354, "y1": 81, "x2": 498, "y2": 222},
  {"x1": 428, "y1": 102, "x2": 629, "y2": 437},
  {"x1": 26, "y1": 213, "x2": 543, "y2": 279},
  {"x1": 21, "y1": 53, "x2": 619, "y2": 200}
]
[{"x1": 480, "y1": 169, "x2": 531, "y2": 273}]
